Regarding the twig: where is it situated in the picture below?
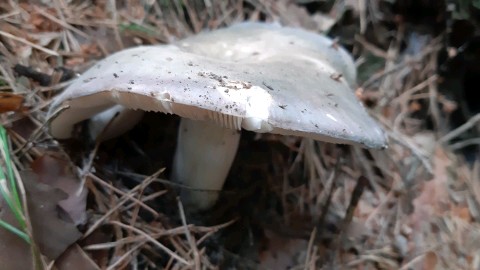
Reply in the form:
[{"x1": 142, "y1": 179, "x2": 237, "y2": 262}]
[
  {"x1": 106, "y1": 242, "x2": 144, "y2": 270},
  {"x1": 362, "y1": 60, "x2": 416, "y2": 89},
  {"x1": 195, "y1": 218, "x2": 238, "y2": 245},
  {"x1": 0, "y1": 10, "x2": 20, "y2": 20},
  {"x1": 78, "y1": 108, "x2": 126, "y2": 198},
  {"x1": 114, "y1": 170, "x2": 234, "y2": 194},
  {"x1": 108, "y1": 0, "x2": 124, "y2": 49},
  {"x1": 355, "y1": 35, "x2": 390, "y2": 59},
  {"x1": 376, "y1": 115, "x2": 434, "y2": 174},
  {"x1": 439, "y1": 113, "x2": 480, "y2": 144},
  {"x1": 84, "y1": 218, "x2": 237, "y2": 251},
  {"x1": 399, "y1": 249, "x2": 438, "y2": 270},
  {"x1": 428, "y1": 75, "x2": 443, "y2": 132},
  {"x1": 449, "y1": 138, "x2": 480, "y2": 150},
  {"x1": 84, "y1": 172, "x2": 161, "y2": 237},
  {"x1": 13, "y1": 104, "x2": 70, "y2": 157},
  {"x1": 0, "y1": 62, "x2": 19, "y2": 93},
  {"x1": 177, "y1": 198, "x2": 200, "y2": 269},
  {"x1": 110, "y1": 221, "x2": 191, "y2": 266},
  {"x1": 34, "y1": 6, "x2": 91, "y2": 39},
  {"x1": 315, "y1": 168, "x2": 337, "y2": 240},
  {"x1": 304, "y1": 227, "x2": 317, "y2": 270},
  {"x1": 392, "y1": 74, "x2": 437, "y2": 108},
  {"x1": 0, "y1": 30, "x2": 59, "y2": 56},
  {"x1": 123, "y1": 190, "x2": 166, "y2": 215}
]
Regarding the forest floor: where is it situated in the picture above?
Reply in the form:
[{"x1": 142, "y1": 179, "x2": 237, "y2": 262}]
[{"x1": 0, "y1": 0, "x2": 479, "y2": 269}]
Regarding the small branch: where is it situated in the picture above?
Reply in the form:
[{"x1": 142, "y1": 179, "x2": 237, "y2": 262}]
[
  {"x1": 110, "y1": 221, "x2": 191, "y2": 266},
  {"x1": 0, "y1": 30, "x2": 59, "y2": 56},
  {"x1": 439, "y1": 113, "x2": 480, "y2": 145},
  {"x1": 177, "y1": 198, "x2": 200, "y2": 269}
]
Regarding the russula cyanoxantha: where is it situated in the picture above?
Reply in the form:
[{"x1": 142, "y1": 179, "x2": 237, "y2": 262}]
[{"x1": 48, "y1": 22, "x2": 387, "y2": 210}]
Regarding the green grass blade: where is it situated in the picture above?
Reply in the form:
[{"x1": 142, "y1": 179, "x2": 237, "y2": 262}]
[
  {"x1": 0, "y1": 125, "x2": 28, "y2": 234},
  {"x1": 0, "y1": 126, "x2": 22, "y2": 212},
  {"x1": 0, "y1": 219, "x2": 30, "y2": 243}
]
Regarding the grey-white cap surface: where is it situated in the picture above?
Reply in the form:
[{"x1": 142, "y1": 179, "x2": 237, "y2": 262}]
[{"x1": 48, "y1": 23, "x2": 387, "y2": 149}]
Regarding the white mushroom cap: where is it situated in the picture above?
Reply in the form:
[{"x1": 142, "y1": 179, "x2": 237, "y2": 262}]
[
  {"x1": 48, "y1": 23, "x2": 386, "y2": 149},
  {"x1": 177, "y1": 22, "x2": 357, "y2": 87}
]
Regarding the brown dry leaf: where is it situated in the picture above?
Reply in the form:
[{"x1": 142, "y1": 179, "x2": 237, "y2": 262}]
[
  {"x1": 54, "y1": 244, "x2": 100, "y2": 270},
  {"x1": 451, "y1": 206, "x2": 471, "y2": 221},
  {"x1": 10, "y1": 117, "x2": 37, "y2": 141},
  {"x1": 412, "y1": 147, "x2": 451, "y2": 223},
  {"x1": 65, "y1": 57, "x2": 86, "y2": 67},
  {"x1": 19, "y1": 4, "x2": 62, "y2": 33},
  {"x1": 31, "y1": 154, "x2": 87, "y2": 225},
  {"x1": 0, "y1": 188, "x2": 35, "y2": 269},
  {"x1": 23, "y1": 171, "x2": 82, "y2": 259},
  {"x1": 0, "y1": 93, "x2": 24, "y2": 113},
  {"x1": 81, "y1": 43, "x2": 102, "y2": 58},
  {"x1": 422, "y1": 251, "x2": 438, "y2": 269},
  {"x1": 0, "y1": 172, "x2": 82, "y2": 269},
  {"x1": 0, "y1": 21, "x2": 28, "y2": 39},
  {"x1": 81, "y1": 230, "x2": 112, "y2": 268}
]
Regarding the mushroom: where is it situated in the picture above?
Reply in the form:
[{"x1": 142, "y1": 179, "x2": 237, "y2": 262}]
[{"x1": 47, "y1": 22, "x2": 387, "y2": 210}]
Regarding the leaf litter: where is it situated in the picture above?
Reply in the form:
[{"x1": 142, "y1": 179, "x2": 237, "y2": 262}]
[
  {"x1": 0, "y1": 0, "x2": 479, "y2": 269},
  {"x1": 0, "y1": 172, "x2": 81, "y2": 269}
]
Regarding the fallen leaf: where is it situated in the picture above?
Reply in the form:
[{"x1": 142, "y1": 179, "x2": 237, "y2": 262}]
[
  {"x1": 23, "y1": 171, "x2": 83, "y2": 259},
  {"x1": 422, "y1": 251, "x2": 438, "y2": 269},
  {"x1": 0, "y1": 93, "x2": 24, "y2": 113},
  {"x1": 31, "y1": 154, "x2": 87, "y2": 225},
  {"x1": 0, "y1": 172, "x2": 82, "y2": 269},
  {"x1": 54, "y1": 244, "x2": 100, "y2": 270},
  {"x1": 412, "y1": 147, "x2": 451, "y2": 223},
  {"x1": 20, "y1": 4, "x2": 62, "y2": 32},
  {"x1": 0, "y1": 191, "x2": 35, "y2": 269},
  {"x1": 451, "y1": 206, "x2": 471, "y2": 221},
  {"x1": 81, "y1": 230, "x2": 112, "y2": 268}
]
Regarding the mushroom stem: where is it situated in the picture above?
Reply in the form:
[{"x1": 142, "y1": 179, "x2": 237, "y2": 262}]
[{"x1": 172, "y1": 118, "x2": 241, "y2": 210}]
